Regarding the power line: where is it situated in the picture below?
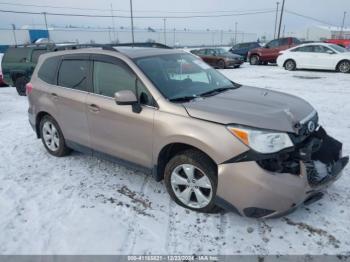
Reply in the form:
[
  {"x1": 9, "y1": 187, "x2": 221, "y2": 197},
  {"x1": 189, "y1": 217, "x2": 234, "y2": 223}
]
[
  {"x1": 0, "y1": 8, "x2": 275, "y2": 19},
  {"x1": 285, "y1": 9, "x2": 336, "y2": 26},
  {"x1": 0, "y1": 2, "x2": 275, "y2": 14}
]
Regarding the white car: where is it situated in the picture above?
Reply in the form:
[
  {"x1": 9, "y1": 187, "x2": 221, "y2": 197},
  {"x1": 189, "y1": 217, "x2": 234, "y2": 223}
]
[{"x1": 277, "y1": 43, "x2": 350, "y2": 73}]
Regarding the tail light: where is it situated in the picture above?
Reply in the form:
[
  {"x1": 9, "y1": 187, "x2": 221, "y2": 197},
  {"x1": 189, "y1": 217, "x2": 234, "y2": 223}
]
[{"x1": 26, "y1": 82, "x2": 33, "y2": 95}]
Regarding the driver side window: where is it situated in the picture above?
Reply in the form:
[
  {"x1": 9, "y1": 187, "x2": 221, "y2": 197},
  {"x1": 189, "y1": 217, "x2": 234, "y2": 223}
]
[{"x1": 93, "y1": 61, "x2": 154, "y2": 106}]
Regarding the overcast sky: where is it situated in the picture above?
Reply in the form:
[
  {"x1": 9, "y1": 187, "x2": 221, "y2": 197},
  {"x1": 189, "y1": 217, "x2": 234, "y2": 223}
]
[{"x1": 0, "y1": 0, "x2": 349, "y2": 37}]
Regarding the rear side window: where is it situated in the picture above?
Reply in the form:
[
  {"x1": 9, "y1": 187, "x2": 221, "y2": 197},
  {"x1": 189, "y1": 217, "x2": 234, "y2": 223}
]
[
  {"x1": 292, "y1": 38, "x2": 301, "y2": 44},
  {"x1": 292, "y1": 46, "x2": 313, "y2": 52},
  {"x1": 279, "y1": 38, "x2": 289, "y2": 45},
  {"x1": 3, "y1": 48, "x2": 29, "y2": 63},
  {"x1": 38, "y1": 56, "x2": 60, "y2": 85},
  {"x1": 58, "y1": 60, "x2": 89, "y2": 91},
  {"x1": 31, "y1": 49, "x2": 48, "y2": 63}
]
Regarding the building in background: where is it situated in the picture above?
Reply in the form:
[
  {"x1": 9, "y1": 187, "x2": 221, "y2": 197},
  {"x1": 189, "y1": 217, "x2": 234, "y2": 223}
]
[{"x1": 297, "y1": 25, "x2": 350, "y2": 41}]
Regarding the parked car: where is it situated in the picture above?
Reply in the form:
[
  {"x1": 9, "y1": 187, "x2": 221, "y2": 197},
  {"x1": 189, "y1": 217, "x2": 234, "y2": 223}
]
[
  {"x1": 0, "y1": 53, "x2": 5, "y2": 87},
  {"x1": 248, "y1": 37, "x2": 301, "y2": 65},
  {"x1": 229, "y1": 42, "x2": 261, "y2": 61},
  {"x1": 277, "y1": 43, "x2": 350, "y2": 73},
  {"x1": 27, "y1": 47, "x2": 348, "y2": 218},
  {"x1": 191, "y1": 48, "x2": 244, "y2": 69},
  {"x1": 324, "y1": 39, "x2": 350, "y2": 50},
  {"x1": 1, "y1": 45, "x2": 51, "y2": 95}
]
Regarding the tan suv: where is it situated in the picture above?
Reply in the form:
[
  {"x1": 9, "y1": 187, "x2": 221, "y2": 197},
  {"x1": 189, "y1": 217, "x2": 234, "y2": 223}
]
[{"x1": 27, "y1": 47, "x2": 348, "y2": 218}]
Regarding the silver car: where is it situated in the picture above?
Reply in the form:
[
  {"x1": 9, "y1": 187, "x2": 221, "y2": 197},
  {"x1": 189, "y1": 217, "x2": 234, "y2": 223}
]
[{"x1": 27, "y1": 47, "x2": 348, "y2": 218}]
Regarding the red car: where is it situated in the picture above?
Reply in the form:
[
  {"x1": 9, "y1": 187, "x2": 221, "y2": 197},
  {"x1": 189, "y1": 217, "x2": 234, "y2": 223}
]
[
  {"x1": 248, "y1": 37, "x2": 301, "y2": 65},
  {"x1": 324, "y1": 39, "x2": 350, "y2": 50}
]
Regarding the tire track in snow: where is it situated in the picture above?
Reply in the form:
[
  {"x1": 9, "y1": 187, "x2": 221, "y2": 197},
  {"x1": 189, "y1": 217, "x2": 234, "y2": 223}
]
[
  {"x1": 165, "y1": 199, "x2": 178, "y2": 254},
  {"x1": 119, "y1": 174, "x2": 149, "y2": 254}
]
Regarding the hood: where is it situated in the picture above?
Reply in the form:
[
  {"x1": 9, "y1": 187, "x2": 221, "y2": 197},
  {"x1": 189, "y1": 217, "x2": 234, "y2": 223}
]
[{"x1": 183, "y1": 86, "x2": 315, "y2": 133}]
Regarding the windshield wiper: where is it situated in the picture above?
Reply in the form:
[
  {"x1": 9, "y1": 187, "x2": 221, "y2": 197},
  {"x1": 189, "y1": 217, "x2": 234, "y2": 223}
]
[
  {"x1": 198, "y1": 86, "x2": 236, "y2": 97},
  {"x1": 169, "y1": 95, "x2": 198, "y2": 102}
]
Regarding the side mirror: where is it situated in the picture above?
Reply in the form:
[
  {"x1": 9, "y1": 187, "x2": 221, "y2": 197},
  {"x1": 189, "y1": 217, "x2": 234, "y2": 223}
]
[
  {"x1": 326, "y1": 50, "x2": 334, "y2": 54},
  {"x1": 114, "y1": 90, "x2": 142, "y2": 113}
]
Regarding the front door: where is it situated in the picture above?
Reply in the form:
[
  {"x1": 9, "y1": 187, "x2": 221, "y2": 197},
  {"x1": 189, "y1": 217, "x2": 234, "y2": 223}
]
[{"x1": 86, "y1": 55, "x2": 155, "y2": 168}]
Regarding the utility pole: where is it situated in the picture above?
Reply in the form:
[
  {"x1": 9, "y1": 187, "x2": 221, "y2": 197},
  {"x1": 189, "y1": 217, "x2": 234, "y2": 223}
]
[
  {"x1": 42, "y1": 12, "x2": 50, "y2": 41},
  {"x1": 277, "y1": 0, "x2": 285, "y2": 39},
  {"x1": 163, "y1": 18, "x2": 167, "y2": 45},
  {"x1": 11, "y1": 24, "x2": 17, "y2": 46},
  {"x1": 173, "y1": 27, "x2": 176, "y2": 47},
  {"x1": 234, "y1": 22, "x2": 238, "y2": 44},
  {"x1": 340, "y1": 11, "x2": 347, "y2": 39},
  {"x1": 110, "y1": 3, "x2": 117, "y2": 43},
  {"x1": 274, "y1": 2, "x2": 280, "y2": 39},
  {"x1": 130, "y1": 0, "x2": 135, "y2": 44}
]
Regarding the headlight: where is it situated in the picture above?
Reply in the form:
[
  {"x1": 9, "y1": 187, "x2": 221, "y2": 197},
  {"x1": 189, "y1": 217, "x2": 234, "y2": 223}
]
[{"x1": 227, "y1": 126, "x2": 293, "y2": 154}]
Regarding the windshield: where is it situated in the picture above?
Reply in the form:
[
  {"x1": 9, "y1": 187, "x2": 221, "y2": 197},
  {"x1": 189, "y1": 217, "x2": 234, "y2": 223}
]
[
  {"x1": 214, "y1": 48, "x2": 228, "y2": 55},
  {"x1": 134, "y1": 53, "x2": 238, "y2": 101},
  {"x1": 330, "y1": 44, "x2": 348, "y2": 53}
]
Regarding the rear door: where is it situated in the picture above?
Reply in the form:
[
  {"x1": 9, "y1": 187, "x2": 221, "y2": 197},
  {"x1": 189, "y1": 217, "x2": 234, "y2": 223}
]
[
  {"x1": 86, "y1": 54, "x2": 155, "y2": 168},
  {"x1": 55, "y1": 54, "x2": 91, "y2": 148},
  {"x1": 291, "y1": 45, "x2": 314, "y2": 68}
]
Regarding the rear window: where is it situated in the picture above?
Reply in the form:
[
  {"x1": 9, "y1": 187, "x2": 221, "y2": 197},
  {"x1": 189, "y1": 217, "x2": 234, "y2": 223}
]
[
  {"x1": 38, "y1": 56, "x2": 60, "y2": 85},
  {"x1": 3, "y1": 47, "x2": 30, "y2": 63},
  {"x1": 58, "y1": 59, "x2": 89, "y2": 91}
]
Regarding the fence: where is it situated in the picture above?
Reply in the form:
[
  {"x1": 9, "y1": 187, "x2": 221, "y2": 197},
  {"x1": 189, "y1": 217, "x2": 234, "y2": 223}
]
[{"x1": 0, "y1": 28, "x2": 258, "y2": 47}]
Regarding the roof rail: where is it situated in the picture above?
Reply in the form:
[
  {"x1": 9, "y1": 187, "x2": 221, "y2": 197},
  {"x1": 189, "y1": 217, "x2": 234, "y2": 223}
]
[{"x1": 102, "y1": 45, "x2": 118, "y2": 52}]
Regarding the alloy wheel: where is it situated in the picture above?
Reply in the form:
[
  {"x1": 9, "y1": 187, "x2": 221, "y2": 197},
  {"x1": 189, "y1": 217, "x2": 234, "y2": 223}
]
[
  {"x1": 170, "y1": 164, "x2": 213, "y2": 209},
  {"x1": 42, "y1": 121, "x2": 60, "y2": 152},
  {"x1": 285, "y1": 60, "x2": 296, "y2": 71},
  {"x1": 250, "y1": 55, "x2": 259, "y2": 65},
  {"x1": 339, "y1": 61, "x2": 350, "y2": 73}
]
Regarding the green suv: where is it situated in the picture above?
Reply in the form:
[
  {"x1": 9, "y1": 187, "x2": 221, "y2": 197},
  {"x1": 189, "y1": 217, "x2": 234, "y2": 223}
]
[{"x1": 1, "y1": 45, "x2": 49, "y2": 95}]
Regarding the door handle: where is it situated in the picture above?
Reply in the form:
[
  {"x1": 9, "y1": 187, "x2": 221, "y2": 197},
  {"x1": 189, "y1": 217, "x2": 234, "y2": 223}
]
[
  {"x1": 88, "y1": 104, "x2": 100, "y2": 113},
  {"x1": 51, "y1": 93, "x2": 59, "y2": 100}
]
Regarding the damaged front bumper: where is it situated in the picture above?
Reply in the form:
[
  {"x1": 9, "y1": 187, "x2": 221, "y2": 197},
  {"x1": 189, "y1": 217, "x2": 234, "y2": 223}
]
[{"x1": 215, "y1": 126, "x2": 348, "y2": 218}]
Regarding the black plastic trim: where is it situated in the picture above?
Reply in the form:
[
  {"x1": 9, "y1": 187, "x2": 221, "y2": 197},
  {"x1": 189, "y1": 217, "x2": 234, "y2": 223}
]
[{"x1": 65, "y1": 140, "x2": 153, "y2": 176}]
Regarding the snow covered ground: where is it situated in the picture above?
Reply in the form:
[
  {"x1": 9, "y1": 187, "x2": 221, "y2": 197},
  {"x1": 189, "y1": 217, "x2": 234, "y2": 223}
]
[{"x1": 0, "y1": 64, "x2": 349, "y2": 255}]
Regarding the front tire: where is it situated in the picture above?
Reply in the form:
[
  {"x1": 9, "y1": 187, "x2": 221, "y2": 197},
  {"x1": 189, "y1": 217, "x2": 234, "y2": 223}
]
[
  {"x1": 249, "y1": 55, "x2": 260, "y2": 65},
  {"x1": 337, "y1": 60, "x2": 350, "y2": 73},
  {"x1": 164, "y1": 149, "x2": 220, "y2": 213},
  {"x1": 40, "y1": 115, "x2": 71, "y2": 157},
  {"x1": 284, "y1": 59, "x2": 296, "y2": 71},
  {"x1": 14, "y1": 76, "x2": 28, "y2": 96}
]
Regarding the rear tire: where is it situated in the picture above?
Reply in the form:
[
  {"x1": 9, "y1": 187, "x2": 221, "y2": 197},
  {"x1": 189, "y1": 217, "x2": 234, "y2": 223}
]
[
  {"x1": 40, "y1": 115, "x2": 71, "y2": 157},
  {"x1": 284, "y1": 59, "x2": 296, "y2": 71},
  {"x1": 217, "y1": 60, "x2": 226, "y2": 69},
  {"x1": 337, "y1": 60, "x2": 350, "y2": 73},
  {"x1": 14, "y1": 76, "x2": 28, "y2": 96},
  {"x1": 249, "y1": 55, "x2": 260, "y2": 65},
  {"x1": 164, "y1": 149, "x2": 220, "y2": 213}
]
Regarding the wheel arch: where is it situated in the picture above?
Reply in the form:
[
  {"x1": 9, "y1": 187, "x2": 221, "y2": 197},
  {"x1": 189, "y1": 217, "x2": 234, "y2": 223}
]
[
  {"x1": 336, "y1": 59, "x2": 350, "y2": 71},
  {"x1": 35, "y1": 111, "x2": 52, "y2": 138},
  {"x1": 154, "y1": 142, "x2": 217, "y2": 182}
]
